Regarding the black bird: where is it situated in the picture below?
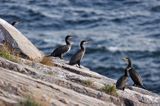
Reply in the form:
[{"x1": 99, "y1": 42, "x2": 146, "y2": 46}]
[
  {"x1": 11, "y1": 21, "x2": 19, "y2": 26},
  {"x1": 50, "y1": 35, "x2": 72, "y2": 59},
  {"x1": 69, "y1": 40, "x2": 88, "y2": 68},
  {"x1": 123, "y1": 57, "x2": 144, "y2": 88},
  {"x1": 116, "y1": 67, "x2": 130, "y2": 90}
]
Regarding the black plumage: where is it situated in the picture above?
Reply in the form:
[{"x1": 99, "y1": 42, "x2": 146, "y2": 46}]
[
  {"x1": 116, "y1": 68, "x2": 129, "y2": 90},
  {"x1": 69, "y1": 40, "x2": 88, "y2": 68},
  {"x1": 50, "y1": 35, "x2": 72, "y2": 59},
  {"x1": 123, "y1": 57, "x2": 144, "y2": 88},
  {"x1": 11, "y1": 21, "x2": 19, "y2": 26}
]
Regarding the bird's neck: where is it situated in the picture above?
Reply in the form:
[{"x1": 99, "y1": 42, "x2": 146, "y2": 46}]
[
  {"x1": 124, "y1": 70, "x2": 128, "y2": 76},
  {"x1": 127, "y1": 60, "x2": 132, "y2": 68},
  {"x1": 80, "y1": 44, "x2": 85, "y2": 50},
  {"x1": 66, "y1": 39, "x2": 71, "y2": 45},
  {"x1": 125, "y1": 67, "x2": 131, "y2": 76}
]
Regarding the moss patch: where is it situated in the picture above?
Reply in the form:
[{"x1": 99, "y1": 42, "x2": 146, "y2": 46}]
[
  {"x1": 20, "y1": 97, "x2": 41, "y2": 106},
  {"x1": 100, "y1": 84, "x2": 118, "y2": 96},
  {"x1": 81, "y1": 80, "x2": 93, "y2": 87},
  {"x1": 0, "y1": 45, "x2": 19, "y2": 62}
]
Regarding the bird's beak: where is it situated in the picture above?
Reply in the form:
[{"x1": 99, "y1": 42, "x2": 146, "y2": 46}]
[{"x1": 122, "y1": 57, "x2": 127, "y2": 62}]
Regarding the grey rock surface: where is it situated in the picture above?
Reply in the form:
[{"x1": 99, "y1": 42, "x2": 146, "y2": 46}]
[{"x1": 0, "y1": 56, "x2": 159, "y2": 106}]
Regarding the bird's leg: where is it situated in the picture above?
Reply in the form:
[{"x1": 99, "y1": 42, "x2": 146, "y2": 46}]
[
  {"x1": 123, "y1": 85, "x2": 128, "y2": 90},
  {"x1": 122, "y1": 87, "x2": 125, "y2": 91},
  {"x1": 60, "y1": 55, "x2": 63, "y2": 59},
  {"x1": 78, "y1": 61, "x2": 81, "y2": 68}
]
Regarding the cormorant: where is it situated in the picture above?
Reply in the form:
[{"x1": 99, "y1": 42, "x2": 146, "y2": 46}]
[
  {"x1": 116, "y1": 58, "x2": 133, "y2": 90},
  {"x1": 69, "y1": 40, "x2": 88, "y2": 68},
  {"x1": 123, "y1": 57, "x2": 144, "y2": 88},
  {"x1": 11, "y1": 21, "x2": 19, "y2": 26},
  {"x1": 50, "y1": 35, "x2": 72, "y2": 59},
  {"x1": 116, "y1": 67, "x2": 130, "y2": 90}
]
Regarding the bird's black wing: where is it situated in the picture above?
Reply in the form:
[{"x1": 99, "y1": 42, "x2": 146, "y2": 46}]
[
  {"x1": 69, "y1": 49, "x2": 84, "y2": 65},
  {"x1": 116, "y1": 75, "x2": 128, "y2": 89},
  {"x1": 129, "y1": 68, "x2": 143, "y2": 86},
  {"x1": 51, "y1": 45, "x2": 69, "y2": 56}
]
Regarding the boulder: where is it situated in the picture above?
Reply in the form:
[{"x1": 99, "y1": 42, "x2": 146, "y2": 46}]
[{"x1": 0, "y1": 18, "x2": 43, "y2": 61}]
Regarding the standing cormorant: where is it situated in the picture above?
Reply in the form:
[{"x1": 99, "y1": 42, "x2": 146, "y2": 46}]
[
  {"x1": 11, "y1": 21, "x2": 19, "y2": 26},
  {"x1": 69, "y1": 40, "x2": 88, "y2": 68},
  {"x1": 123, "y1": 57, "x2": 144, "y2": 88},
  {"x1": 116, "y1": 58, "x2": 132, "y2": 90},
  {"x1": 50, "y1": 35, "x2": 72, "y2": 59},
  {"x1": 116, "y1": 67, "x2": 130, "y2": 90}
]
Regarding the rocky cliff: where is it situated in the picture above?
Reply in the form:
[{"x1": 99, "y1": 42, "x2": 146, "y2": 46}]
[{"x1": 0, "y1": 18, "x2": 160, "y2": 106}]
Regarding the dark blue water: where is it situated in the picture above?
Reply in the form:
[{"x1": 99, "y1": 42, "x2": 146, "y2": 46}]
[{"x1": 0, "y1": 0, "x2": 160, "y2": 94}]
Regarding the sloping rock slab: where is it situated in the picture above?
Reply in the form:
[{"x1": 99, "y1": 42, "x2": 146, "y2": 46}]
[
  {"x1": 0, "y1": 67, "x2": 115, "y2": 106},
  {"x1": 0, "y1": 57, "x2": 160, "y2": 106},
  {"x1": 0, "y1": 18, "x2": 43, "y2": 61}
]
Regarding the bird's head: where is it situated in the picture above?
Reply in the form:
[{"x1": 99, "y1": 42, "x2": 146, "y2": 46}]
[
  {"x1": 80, "y1": 40, "x2": 90, "y2": 46},
  {"x1": 65, "y1": 35, "x2": 72, "y2": 45},
  {"x1": 122, "y1": 57, "x2": 132, "y2": 67},
  {"x1": 66, "y1": 35, "x2": 72, "y2": 40},
  {"x1": 11, "y1": 21, "x2": 20, "y2": 26},
  {"x1": 81, "y1": 40, "x2": 88, "y2": 44},
  {"x1": 80, "y1": 40, "x2": 89, "y2": 49}
]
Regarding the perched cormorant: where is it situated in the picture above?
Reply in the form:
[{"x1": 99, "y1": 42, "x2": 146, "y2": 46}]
[
  {"x1": 123, "y1": 57, "x2": 144, "y2": 88},
  {"x1": 116, "y1": 58, "x2": 133, "y2": 90},
  {"x1": 11, "y1": 21, "x2": 19, "y2": 26},
  {"x1": 69, "y1": 40, "x2": 88, "y2": 68},
  {"x1": 50, "y1": 35, "x2": 72, "y2": 59},
  {"x1": 116, "y1": 67, "x2": 130, "y2": 90}
]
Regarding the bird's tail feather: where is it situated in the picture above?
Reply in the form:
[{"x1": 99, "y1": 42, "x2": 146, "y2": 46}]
[
  {"x1": 140, "y1": 85, "x2": 145, "y2": 89},
  {"x1": 133, "y1": 84, "x2": 145, "y2": 89}
]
